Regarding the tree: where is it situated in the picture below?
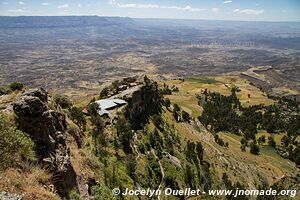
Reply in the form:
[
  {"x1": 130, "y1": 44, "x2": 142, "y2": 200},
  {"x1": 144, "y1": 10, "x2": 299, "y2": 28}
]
[
  {"x1": 240, "y1": 145, "x2": 246, "y2": 152},
  {"x1": 126, "y1": 154, "x2": 137, "y2": 182},
  {"x1": 164, "y1": 98, "x2": 171, "y2": 108},
  {"x1": 87, "y1": 103, "x2": 106, "y2": 156},
  {"x1": 116, "y1": 116, "x2": 133, "y2": 154},
  {"x1": 196, "y1": 142, "x2": 204, "y2": 163},
  {"x1": 215, "y1": 134, "x2": 225, "y2": 146},
  {"x1": 182, "y1": 110, "x2": 191, "y2": 122},
  {"x1": 250, "y1": 140, "x2": 260, "y2": 155},
  {"x1": 88, "y1": 102, "x2": 99, "y2": 117},
  {"x1": 88, "y1": 103, "x2": 104, "y2": 130},
  {"x1": 281, "y1": 135, "x2": 290, "y2": 147},
  {"x1": 164, "y1": 175, "x2": 178, "y2": 190},
  {"x1": 258, "y1": 135, "x2": 266, "y2": 145},
  {"x1": 184, "y1": 164, "x2": 195, "y2": 189},
  {"x1": 152, "y1": 114, "x2": 163, "y2": 131},
  {"x1": 222, "y1": 173, "x2": 233, "y2": 189},
  {"x1": 99, "y1": 87, "x2": 109, "y2": 99},
  {"x1": 268, "y1": 136, "x2": 276, "y2": 148},
  {"x1": 294, "y1": 145, "x2": 300, "y2": 166},
  {"x1": 54, "y1": 94, "x2": 72, "y2": 109},
  {"x1": 91, "y1": 185, "x2": 114, "y2": 200},
  {"x1": 173, "y1": 104, "x2": 181, "y2": 122},
  {"x1": 241, "y1": 137, "x2": 248, "y2": 146},
  {"x1": 144, "y1": 75, "x2": 151, "y2": 85},
  {"x1": 240, "y1": 137, "x2": 247, "y2": 151},
  {"x1": 186, "y1": 140, "x2": 195, "y2": 162},
  {"x1": 69, "y1": 106, "x2": 86, "y2": 129},
  {"x1": 161, "y1": 83, "x2": 172, "y2": 95}
]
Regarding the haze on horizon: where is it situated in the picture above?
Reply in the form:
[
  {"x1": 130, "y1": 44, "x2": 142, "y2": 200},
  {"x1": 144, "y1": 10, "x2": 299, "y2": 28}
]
[{"x1": 0, "y1": 0, "x2": 300, "y2": 22}]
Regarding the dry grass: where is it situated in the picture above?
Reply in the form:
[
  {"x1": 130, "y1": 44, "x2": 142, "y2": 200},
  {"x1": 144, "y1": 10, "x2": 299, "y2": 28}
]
[
  {"x1": 219, "y1": 132, "x2": 297, "y2": 184},
  {"x1": 161, "y1": 75, "x2": 273, "y2": 120},
  {"x1": 159, "y1": 76, "x2": 297, "y2": 186},
  {"x1": 0, "y1": 167, "x2": 60, "y2": 200}
]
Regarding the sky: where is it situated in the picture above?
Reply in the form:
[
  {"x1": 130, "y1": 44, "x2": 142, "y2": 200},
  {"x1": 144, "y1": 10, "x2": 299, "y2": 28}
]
[{"x1": 0, "y1": 0, "x2": 300, "y2": 21}]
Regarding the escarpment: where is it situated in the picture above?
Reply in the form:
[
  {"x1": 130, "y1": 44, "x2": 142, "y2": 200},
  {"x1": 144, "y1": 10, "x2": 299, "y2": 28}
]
[{"x1": 13, "y1": 88, "x2": 77, "y2": 197}]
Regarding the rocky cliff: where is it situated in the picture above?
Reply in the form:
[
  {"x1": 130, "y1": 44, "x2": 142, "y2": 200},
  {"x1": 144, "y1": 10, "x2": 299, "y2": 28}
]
[{"x1": 13, "y1": 88, "x2": 77, "y2": 197}]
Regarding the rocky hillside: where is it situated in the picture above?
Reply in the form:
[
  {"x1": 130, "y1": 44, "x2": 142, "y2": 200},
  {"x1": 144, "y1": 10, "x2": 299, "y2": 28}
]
[{"x1": 0, "y1": 76, "x2": 299, "y2": 200}]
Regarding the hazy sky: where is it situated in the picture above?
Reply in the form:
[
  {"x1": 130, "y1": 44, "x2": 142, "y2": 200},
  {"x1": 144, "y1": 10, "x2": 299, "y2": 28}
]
[{"x1": 1, "y1": 0, "x2": 300, "y2": 21}]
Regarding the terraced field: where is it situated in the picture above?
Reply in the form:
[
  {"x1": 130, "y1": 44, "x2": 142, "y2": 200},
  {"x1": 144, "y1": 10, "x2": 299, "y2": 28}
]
[{"x1": 160, "y1": 76, "x2": 298, "y2": 187}]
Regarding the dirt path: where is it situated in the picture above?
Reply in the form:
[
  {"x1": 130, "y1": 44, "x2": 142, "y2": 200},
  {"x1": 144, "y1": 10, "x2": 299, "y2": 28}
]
[
  {"x1": 151, "y1": 149, "x2": 165, "y2": 200},
  {"x1": 132, "y1": 133, "x2": 141, "y2": 161}
]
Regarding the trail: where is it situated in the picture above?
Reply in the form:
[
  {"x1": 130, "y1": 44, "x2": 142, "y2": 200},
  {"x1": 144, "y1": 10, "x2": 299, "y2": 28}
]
[
  {"x1": 132, "y1": 132, "x2": 141, "y2": 161},
  {"x1": 151, "y1": 149, "x2": 165, "y2": 200},
  {"x1": 132, "y1": 132, "x2": 165, "y2": 200}
]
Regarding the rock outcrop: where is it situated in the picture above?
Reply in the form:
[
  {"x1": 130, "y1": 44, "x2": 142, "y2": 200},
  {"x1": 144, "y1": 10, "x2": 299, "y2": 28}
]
[
  {"x1": 0, "y1": 192, "x2": 22, "y2": 200},
  {"x1": 13, "y1": 88, "x2": 77, "y2": 197}
]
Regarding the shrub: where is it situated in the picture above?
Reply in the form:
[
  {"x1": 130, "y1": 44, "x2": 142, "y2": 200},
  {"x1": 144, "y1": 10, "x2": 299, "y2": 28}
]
[
  {"x1": 53, "y1": 94, "x2": 72, "y2": 109},
  {"x1": 173, "y1": 104, "x2": 181, "y2": 122},
  {"x1": 99, "y1": 87, "x2": 109, "y2": 99},
  {"x1": 250, "y1": 140, "x2": 260, "y2": 155},
  {"x1": 9, "y1": 82, "x2": 24, "y2": 91},
  {"x1": 69, "y1": 106, "x2": 86, "y2": 129},
  {"x1": 164, "y1": 98, "x2": 171, "y2": 108},
  {"x1": 258, "y1": 135, "x2": 266, "y2": 145},
  {"x1": 152, "y1": 114, "x2": 163, "y2": 130},
  {"x1": 0, "y1": 86, "x2": 12, "y2": 95},
  {"x1": 138, "y1": 143, "x2": 146, "y2": 154},
  {"x1": 0, "y1": 114, "x2": 35, "y2": 170},
  {"x1": 67, "y1": 124, "x2": 82, "y2": 148},
  {"x1": 91, "y1": 185, "x2": 113, "y2": 200},
  {"x1": 182, "y1": 110, "x2": 190, "y2": 122},
  {"x1": 69, "y1": 190, "x2": 84, "y2": 200},
  {"x1": 268, "y1": 136, "x2": 276, "y2": 148},
  {"x1": 214, "y1": 134, "x2": 225, "y2": 147}
]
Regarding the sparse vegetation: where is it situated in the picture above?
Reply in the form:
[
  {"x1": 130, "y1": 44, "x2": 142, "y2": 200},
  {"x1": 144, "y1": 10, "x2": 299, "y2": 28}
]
[
  {"x1": 9, "y1": 82, "x2": 24, "y2": 91},
  {"x1": 0, "y1": 82, "x2": 24, "y2": 96},
  {"x1": 182, "y1": 110, "x2": 191, "y2": 122},
  {"x1": 1, "y1": 75, "x2": 299, "y2": 200},
  {"x1": 0, "y1": 114, "x2": 35, "y2": 170},
  {"x1": 69, "y1": 106, "x2": 86, "y2": 130},
  {"x1": 53, "y1": 94, "x2": 73, "y2": 109},
  {"x1": 250, "y1": 140, "x2": 260, "y2": 155}
]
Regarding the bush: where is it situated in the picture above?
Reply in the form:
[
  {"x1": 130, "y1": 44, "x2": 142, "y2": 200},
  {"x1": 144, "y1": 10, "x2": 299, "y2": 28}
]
[
  {"x1": 214, "y1": 134, "x2": 225, "y2": 147},
  {"x1": 99, "y1": 87, "x2": 109, "y2": 99},
  {"x1": 0, "y1": 114, "x2": 35, "y2": 170},
  {"x1": 69, "y1": 190, "x2": 84, "y2": 200},
  {"x1": 138, "y1": 143, "x2": 146, "y2": 154},
  {"x1": 0, "y1": 86, "x2": 12, "y2": 95},
  {"x1": 67, "y1": 125, "x2": 82, "y2": 148},
  {"x1": 69, "y1": 106, "x2": 86, "y2": 129},
  {"x1": 258, "y1": 135, "x2": 266, "y2": 145},
  {"x1": 173, "y1": 104, "x2": 181, "y2": 122},
  {"x1": 250, "y1": 140, "x2": 260, "y2": 155},
  {"x1": 164, "y1": 98, "x2": 171, "y2": 108},
  {"x1": 182, "y1": 110, "x2": 190, "y2": 122},
  {"x1": 268, "y1": 136, "x2": 276, "y2": 148},
  {"x1": 54, "y1": 94, "x2": 72, "y2": 109},
  {"x1": 9, "y1": 82, "x2": 24, "y2": 91},
  {"x1": 91, "y1": 185, "x2": 113, "y2": 200},
  {"x1": 152, "y1": 114, "x2": 163, "y2": 130}
]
